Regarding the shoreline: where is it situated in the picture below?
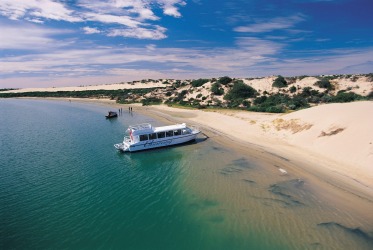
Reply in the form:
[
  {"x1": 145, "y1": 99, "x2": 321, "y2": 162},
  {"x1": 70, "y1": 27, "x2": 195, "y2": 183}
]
[
  {"x1": 138, "y1": 103, "x2": 373, "y2": 198},
  {"x1": 13, "y1": 97, "x2": 373, "y2": 200}
]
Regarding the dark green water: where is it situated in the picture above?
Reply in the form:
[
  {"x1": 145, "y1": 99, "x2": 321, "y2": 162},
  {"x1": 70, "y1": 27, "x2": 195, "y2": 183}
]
[{"x1": 1, "y1": 99, "x2": 372, "y2": 249}]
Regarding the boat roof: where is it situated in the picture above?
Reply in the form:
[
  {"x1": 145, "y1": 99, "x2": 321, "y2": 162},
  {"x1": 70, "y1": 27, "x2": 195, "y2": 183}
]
[
  {"x1": 128, "y1": 123, "x2": 187, "y2": 135},
  {"x1": 154, "y1": 123, "x2": 187, "y2": 132}
]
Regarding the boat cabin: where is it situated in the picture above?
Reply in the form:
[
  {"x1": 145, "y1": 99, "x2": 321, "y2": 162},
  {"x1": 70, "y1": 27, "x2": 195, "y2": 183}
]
[
  {"x1": 115, "y1": 122, "x2": 200, "y2": 152},
  {"x1": 128, "y1": 123, "x2": 192, "y2": 143}
]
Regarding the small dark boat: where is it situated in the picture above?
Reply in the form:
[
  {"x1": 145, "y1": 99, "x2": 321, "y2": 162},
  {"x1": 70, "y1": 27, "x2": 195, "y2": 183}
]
[{"x1": 105, "y1": 111, "x2": 118, "y2": 119}]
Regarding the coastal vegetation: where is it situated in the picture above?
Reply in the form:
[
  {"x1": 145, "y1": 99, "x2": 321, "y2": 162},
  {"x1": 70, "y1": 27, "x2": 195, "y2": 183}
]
[
  {"x1": 272, "y1": 75, "x2": 288, "y2": 88},
  {"x1": 0, "y1": 88, "x2": 157, "y2": 102},
  {"x1": 1, "y1": 73, "x2": 372, "y2": 113}
]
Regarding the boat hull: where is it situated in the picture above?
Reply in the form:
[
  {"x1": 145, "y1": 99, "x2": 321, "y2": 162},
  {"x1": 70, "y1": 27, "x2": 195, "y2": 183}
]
[{"x1": 115, "y1": 132, "x2": 199, "y2": 152}]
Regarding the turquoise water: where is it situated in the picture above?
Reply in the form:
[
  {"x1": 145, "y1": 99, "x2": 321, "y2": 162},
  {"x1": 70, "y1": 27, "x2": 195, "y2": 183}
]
[{"x1": 1, "y1": 99, "x2": 372, "y2": 249}]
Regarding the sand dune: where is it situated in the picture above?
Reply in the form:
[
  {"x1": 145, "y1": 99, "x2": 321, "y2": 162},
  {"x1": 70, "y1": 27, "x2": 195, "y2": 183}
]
[{"x1": 274, "y1": 102, "x2": 373, "y2": 172}]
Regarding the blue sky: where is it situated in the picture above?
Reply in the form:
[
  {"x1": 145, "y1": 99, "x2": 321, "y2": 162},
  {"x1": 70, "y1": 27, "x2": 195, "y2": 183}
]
[{"x1": 0, "y1": 0, "x2": 372, "y2": 88}]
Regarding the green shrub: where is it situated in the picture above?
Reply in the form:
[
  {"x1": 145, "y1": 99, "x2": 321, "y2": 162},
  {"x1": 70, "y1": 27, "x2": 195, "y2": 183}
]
[
  {"x1": 178, "y1": 90, "x2": 188, "y2": 97},
  {"x1": 367, "y1": 91, "x2": 373, "y2": 99},
  {"x1": 332, "y1": 92, "x2": 363, "y2": 102},
  {"x1": 315, "y1": 78, "x2": 333, "y2": 90},
  {"x1": 266, "y1": 105, "x2": 285, "y2": 113},
  {"x1": 249, "y1": 93, "x2": 309, "y2": 113},
  {"x1": 366, "y1": 73, "x2": 373, "y2": 82},
  {"x1": 289, "y1": 86, "x2": 297, "y2": 93},
  {"x1": 272, "y1": 75, "x2": 287, "y2": 88},
  {"x1": 224, "y1": 81, "x2": 258, "y2": 100},
  {"x1": 0, "y1": 88, "x2": 158, "y2": 101},
  {"x1": 253, "y1": 96, "x2": 267, "y2": 105},
  {"x1": 141, "y1": 97, "x2": 162, "y2": 106},
  {"x1": 218, "y1": 76, "x2": 233, "y2": 85},
  {"x1": 173, "y1": 90, "x2": 188, "y2": 102},
  {"x1": 300, "y1": 87, "x2": 319, "y2": 98},
  {"x1": 179, "y1": 100, "x2": 188, "y2": 106},
  {"x1": 320, "y1": 94, "x2": 333, "y2": 103},
  {"x1": 226, "y1": 98, "x2": 244, "y2": 108},
  {"x1": 191, "y1": 78, "x2": 209, "y2": 87},
  {"x1": 211, "y1": 82, "x2": 224, "y2": 95},
  {"x1": 298, "y1": 75, "x2": 309, "y2": 80},
  {"x1": 242, "y1": 100, "x2": 251, "y2": 107}
]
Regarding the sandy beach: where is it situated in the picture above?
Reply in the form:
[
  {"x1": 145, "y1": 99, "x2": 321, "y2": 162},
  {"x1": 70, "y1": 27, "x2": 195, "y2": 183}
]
[
  {"x1": 128, "y1": 102, "x2": 373, "y2": 197},
  {"x1": 52, "y1": 98, "x2": 373, "y2": 193},
  {"x1": 21, "y1": 97, "x2": 373, "y2": 201},
  {"x1": 136, "y1": 102, "x2": 373, "y2": 190}
]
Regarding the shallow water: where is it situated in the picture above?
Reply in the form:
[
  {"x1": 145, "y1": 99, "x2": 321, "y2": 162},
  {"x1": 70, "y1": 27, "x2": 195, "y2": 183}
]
[{"x1": 0, "y1": 99, "x2": 372, "y2": 249}]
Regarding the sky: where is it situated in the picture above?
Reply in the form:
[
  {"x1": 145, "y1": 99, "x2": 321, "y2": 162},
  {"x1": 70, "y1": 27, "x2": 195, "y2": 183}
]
[{"x1": 0, "y1": 0, "x2": 372, "y2": 88}]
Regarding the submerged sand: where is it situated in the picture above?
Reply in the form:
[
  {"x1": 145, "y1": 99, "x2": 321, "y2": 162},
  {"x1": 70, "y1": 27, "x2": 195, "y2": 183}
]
[{"x1": 135, "y1": 101, "x2": 373, "y2": 240}]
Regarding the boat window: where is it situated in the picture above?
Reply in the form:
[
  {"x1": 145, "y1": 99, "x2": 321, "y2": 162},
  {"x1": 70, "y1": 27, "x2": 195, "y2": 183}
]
[
  {"x1": 182, "y1": 129, "x2": 190, "y2": 135},
  {"x1": 139, "y1": 134, "x2": 149, "y2": 141},
  {"x1": 149, "y1": 133, "x2": 157, "y2": 140},
  {"x1": 173, "y1": 129, "x2": 181, "y2": 136},
  {"x1": 157, "y1": 132, "x2": 165, "y2": 138},
  {"x1": 166, "y1": 130, "x2": 174, "y2": 137}
]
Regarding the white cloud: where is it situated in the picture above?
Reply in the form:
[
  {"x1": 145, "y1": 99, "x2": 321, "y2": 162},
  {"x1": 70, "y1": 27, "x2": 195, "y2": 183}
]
[
  {"x1": 108, "y1": 26, "x2": 167, "y2": 40},
  {"x1": 83, "y1": 12, "x2": 140, "y2": 28},
  {"x1": 0, "y1": 0, "x2": 186, "y2": 40},
  {"x1": 2, "y1": 45, "x2": 373, "y2": 88},
  {"x1": 0, "y1": 34, "x2": 283, "y2": 84},
  {"x1": 155, "y1": 0, "x2": 186, "y2": 17},
  {"x1": 0, "y1": 22, "x2": 70, "y2": 50},
  {"x1": 82, "y1": 26, "x2": 100, "y2": 34},
  {"x1": 163, "y1": 6, "x2": 181, "y2": 17},
  {"x1": 25, "y1": 17, "x2": 44, "y2": 23},
  {"x1": 234, "y1": 14, "x2": 305, "y2": 33},
  {"x1": 146, "y1": 44, "x2": 157, "y2": 51},
  {"x1": 0, "y1": 0, "x2": 81, "y2": 22},
  {"x1": 77, "y1": 0, "x2": 157, "y2": 20},
  {"x1": 1, "y1": 20, "x2": 371, "y2": 88},
  {"x1": 106, "y1": 68, "x2": 166, "y2": 79}
]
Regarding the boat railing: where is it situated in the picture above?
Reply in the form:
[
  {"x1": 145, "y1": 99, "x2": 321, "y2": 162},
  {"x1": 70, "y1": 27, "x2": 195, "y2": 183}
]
[{"x1": 129, "y1": 123, "x2": 152, "y2": 131}]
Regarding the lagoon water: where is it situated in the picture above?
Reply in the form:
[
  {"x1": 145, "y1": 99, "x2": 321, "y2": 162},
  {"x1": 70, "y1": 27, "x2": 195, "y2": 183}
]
[{"x1": 0, "y1": 99, "x2": 372, "y2": 249}]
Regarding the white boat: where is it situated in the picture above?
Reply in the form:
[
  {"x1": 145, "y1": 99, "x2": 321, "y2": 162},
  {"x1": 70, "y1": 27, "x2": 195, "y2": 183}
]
[{"x1": 114, "y1": 123, "x2": 200, "y2": 152}]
